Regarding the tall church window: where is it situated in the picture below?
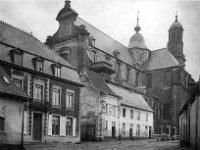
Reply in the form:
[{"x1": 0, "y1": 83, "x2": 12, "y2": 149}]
[
  {"x1": 146, "y1": 73, "x2": 152, "y2": 89},
  {"x1": 0, "y1": 117, "x2": 5, "y2": 131},
  {"x1": 164, "y1": 71, "x2": 171, "y2": 86},
  {"x1": 162, "y1": 103, "x2": 170, "y2": 120}
]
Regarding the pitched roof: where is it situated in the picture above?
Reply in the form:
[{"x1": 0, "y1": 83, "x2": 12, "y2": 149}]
[
  {"x1": 87, "y1": 70, "x2": 120, "y2": 98},
  {"x1": 107, "y1": 82, "x2": 153, "y2": 112},
  {"x1": 143, "y1": 48, "x2": 179, "y2": 71},
  {"x1": 74, "y1": 17, "x2": 134, "y2": 65},
  {"x1": 0, "y1": 65, "x2": 30, "y2": 100},
  {"x1": 0, "y1": 21, "x2": 73, "y2": 68}
]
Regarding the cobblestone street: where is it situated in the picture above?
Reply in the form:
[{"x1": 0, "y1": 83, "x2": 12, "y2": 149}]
[{"x1": 25, "y1": 140, "x2": 194, "y2": 150}]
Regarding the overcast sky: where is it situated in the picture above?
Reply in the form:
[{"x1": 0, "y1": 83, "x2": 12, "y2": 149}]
[{"x1": 0, "y1": 0, "x2": 200, "y2": 80}]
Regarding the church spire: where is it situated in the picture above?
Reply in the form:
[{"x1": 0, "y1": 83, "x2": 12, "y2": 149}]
[
  {"x1": 134, "y1": 11, "x2": 141, "y2": 33},
  {"x1": 175, "y1": 11, "x2": 178, "y2": 22}
]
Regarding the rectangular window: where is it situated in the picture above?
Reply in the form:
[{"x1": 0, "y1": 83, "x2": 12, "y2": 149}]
[
  {"x1": 54, "y1": 67, "x2": 61, "y2": 77},
  {"x1": 66, "y1": 117, "x2": 73, "y2": 135},
  {"x1": 146, "y1": 112, "x2": 148, "y2": 121},
  {"x1": 52, "y1": 116, "x2": 60, "y2": 135},
  {"x1": 34, "y1": 83, "x2": 44, "y2": 101},
  {"x1": 136, "y1": 125, "x2": 140, "y2": 136},
  {"x1": 14, "y1": 53, "x2": 22, "y2": 66},
  {"x1": 122, "y1": 108, "x2": 126, "y2": 117},
  {"x1": 0, "y1": 117, "x2": 5, "y2": 131},
  {"x1": 146, "y1": 73, "x2": 152, "y2": 89},
  {"x1": 126, "y1": 67, "x2": 131, "y2": 82},
  {"x1": 122, "y1": 123, "x2": 126, "y2": 135},
  {"x1": 145, "y1": 126, "x2": 148, "y2": 136},
  {"x1": 137, "y1": 111, "x2": 140, "y2": 120},
  {"x1": 52, "y1": 86, "x2": 61, "y2": 107},
  {"x1": 66, "y1": 90, "x2": 74, "y2": 110},
  {"x1": 138, "y1": 53, "x2": 143, "y2": 61},
  {"x1": 130, "y1": 110, "x2": 134, "y2": 119},
  {"x1": 13, "y1": 78, "x2": 23, "y2": 90},
  {"x1": 36, "y1": 61, "x2": 43, "y2": 72}
]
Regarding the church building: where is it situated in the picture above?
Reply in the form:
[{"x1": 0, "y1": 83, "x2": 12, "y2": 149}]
[{"x1": 45, "y1": 0, "x2": 192, "y2": 140}]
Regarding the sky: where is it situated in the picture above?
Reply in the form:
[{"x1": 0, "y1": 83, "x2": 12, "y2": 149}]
[{"x1": 0, "y1": 0, "x2": 200, "y2": 80}]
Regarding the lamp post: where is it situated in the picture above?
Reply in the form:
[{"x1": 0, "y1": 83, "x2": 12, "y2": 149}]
[{"x1": 99, "y1": 91, "x2": 106, "y2": 141}]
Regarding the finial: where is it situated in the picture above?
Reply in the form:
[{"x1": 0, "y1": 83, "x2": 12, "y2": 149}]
[
  {"x1": 175, "y1": 11, "x2": 178, "y2": 22},
  {"x1": 65, "y1": 0, "x2": 71, "y2": 8},
  {"x1": 134, "y1": 11, "x2": 141, "y2": 33},
  {"x1": 137, "y1": 11, "x2": 139, "y2": 25}
]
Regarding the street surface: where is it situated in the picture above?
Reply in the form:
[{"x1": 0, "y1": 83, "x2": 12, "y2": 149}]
[{"x1": 25, "y1": 140, "x2": 194, "y2": 150}]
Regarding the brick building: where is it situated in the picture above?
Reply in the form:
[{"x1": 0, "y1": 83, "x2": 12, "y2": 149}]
[
  {"x1": 46, "y1": 1, "x2": 156, "y2": 141},
  {"x1": 0, "y1": 20, "x2": 83, "y2": 143}
]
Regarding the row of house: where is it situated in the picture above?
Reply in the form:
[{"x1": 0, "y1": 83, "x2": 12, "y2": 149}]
[
  {"x1": 0, "y1": 1, "x2": 155, "y2": 149},
  {"x1": 179, "y1": 78, "x2": 200, "y2": 150}
]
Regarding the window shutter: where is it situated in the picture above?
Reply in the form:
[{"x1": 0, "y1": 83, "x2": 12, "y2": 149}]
[
  {"x1": 24, "y1": 111, "x2": 28, "y2": 134},
  {"x1": 73, "y1": 118, "x2": 77, "y2": 136},
  {"x1": 33, "y1": 83, "x2": 37, "y2": 99},
  {"x1": 60, "y1": 116, "x2": 66, "y2": 136},
  {"x1": 48, "y1": 115, "x2": 52, "y2": 136}
]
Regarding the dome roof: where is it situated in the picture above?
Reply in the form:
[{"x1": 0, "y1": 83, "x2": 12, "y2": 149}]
[
  {"x1": 128, "y1": 32, "x2": 147, "y2": 49},
  {"x1": 169, "y1": 15, "x2": 183, "y2": 30},
  {"x1": 128, "y1": 14, "x2": 148, "y2": 49}
]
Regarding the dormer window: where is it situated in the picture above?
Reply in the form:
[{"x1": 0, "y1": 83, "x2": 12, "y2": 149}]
[
  {"x1": 10, "y1": 49, "x2": 24, "y2": 66},
  {"x1": 51, "y1": 63, "x2": 62, "y2": 77},
  {"x1": 88, "y1": 36, "x2": 96, "y2": 46},
  {"x1": 32, "y1": 56, "x2": 44, "y2": 72},
  {"x1": 90, "y1": 49, "x2": 97, "y2": 62}
]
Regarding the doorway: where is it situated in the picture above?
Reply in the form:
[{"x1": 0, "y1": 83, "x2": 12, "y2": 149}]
[
  {"x1": 129, "y1": 128, "x2": 133, "y2": 139},
  {"x1": 149, "y1": 126, "x2": 152, "y2": 139},
  {"x1": 33, "y1": 113, "x2": 42, "y2": 142},
  {"x1": 112, "y1": 122, "x2": 116, "y2": 139}
]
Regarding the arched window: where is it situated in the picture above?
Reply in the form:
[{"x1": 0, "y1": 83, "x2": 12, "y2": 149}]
[
  {"x1": 59, "y1": 47, "x2": 71, "y2": 61},
  {"x1": 146, "y1": 73, "x2": 152, "y2": 89},
  {"x1": 0, "y1": 117, "x2": 5, "y2": 131},
  {"x1": 162, "y1": 103, "x2": 170, "y2": 120},
  {"x1": 164, "y1": 71, "x2": 171, "y2": 86}
]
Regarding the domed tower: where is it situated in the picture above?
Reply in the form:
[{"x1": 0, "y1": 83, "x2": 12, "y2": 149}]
[
  {"x1": 128, "y1": 14, "x2": 149, "y2": 65},
  {"x1": 167, "y1": 14, "x2": 185, "y2": 66}
]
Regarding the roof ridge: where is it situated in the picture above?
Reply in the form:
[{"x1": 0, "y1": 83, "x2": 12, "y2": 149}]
[
  {"x1": 0, "y1": 20, "x2": 32, "y2": 36},
  {"x1": 151, "y1": 47, "x2": 166, "y2": 52},
  {"x1": 77, "y1": 17, "x2": 127, "y2": 49}
]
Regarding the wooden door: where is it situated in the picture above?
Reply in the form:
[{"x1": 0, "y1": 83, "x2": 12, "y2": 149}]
[{"x1": 33, "y1": 113, "x2": 42, "y2": 141}]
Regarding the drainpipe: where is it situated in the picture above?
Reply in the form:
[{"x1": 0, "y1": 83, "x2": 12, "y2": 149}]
[
  {"x1": 21, "y1": 103, "x2": 25, "y2": 150},
  {"x1": 195, "y1": 94, "x2": 199, "y2": 150}
]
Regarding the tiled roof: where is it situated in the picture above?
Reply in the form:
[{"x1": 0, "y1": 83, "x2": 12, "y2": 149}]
[
  {"x1": 107, "y1": 83, "x2": 153, "y2": 112},
  {"x1": 87, "y1": 70, "x2": 120, "y2": 98},
  {"x1": 0, "y1": 65, "x2": 30, "y2": 100},
  {"x1": 143, "y1": 48, "x2": 179, "y2": 71},
  {"x1": 0, "y1": 21, "x2": 73, "y2": 68},
  {"x1": 74, "y1": 17, "x2": 134, "y2": 65}
]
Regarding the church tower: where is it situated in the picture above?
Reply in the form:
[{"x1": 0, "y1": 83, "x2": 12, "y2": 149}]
[
  {"x1": 128, "y1": 14, "x2": 149, "y2": 66},
  {"x1": 167, "y1": 14, "x2": 185, "y2": 66}
]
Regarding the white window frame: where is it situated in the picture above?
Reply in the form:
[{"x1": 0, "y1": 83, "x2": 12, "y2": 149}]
[
  {"x1": 33, "y1": 79, "x2": 45, "y2": 101},
  {"x1": 52, "y1": 85, "x2": 62, "y2": 108},
  {"x1": 66, "y1": 89, "x2": 75, "y2": 110}
]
